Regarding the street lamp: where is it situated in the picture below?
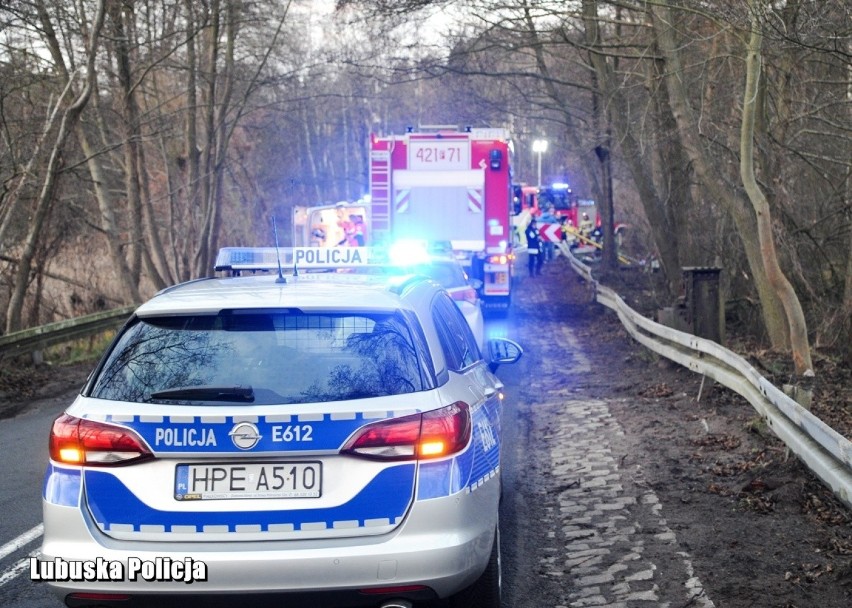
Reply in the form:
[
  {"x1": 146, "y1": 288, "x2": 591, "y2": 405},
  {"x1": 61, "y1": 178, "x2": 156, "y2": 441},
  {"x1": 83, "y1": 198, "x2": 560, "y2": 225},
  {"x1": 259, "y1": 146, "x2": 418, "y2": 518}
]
[{"x1": 532, "y1": 139, "x2": 548, "y2": 186}]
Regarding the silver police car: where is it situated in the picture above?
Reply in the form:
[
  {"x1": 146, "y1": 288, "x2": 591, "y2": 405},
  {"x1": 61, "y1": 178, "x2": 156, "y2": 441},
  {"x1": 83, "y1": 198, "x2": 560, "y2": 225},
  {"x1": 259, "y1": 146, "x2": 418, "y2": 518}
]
[{"x1": 40, "y1": 247, "x2": 522, "y2": 608}]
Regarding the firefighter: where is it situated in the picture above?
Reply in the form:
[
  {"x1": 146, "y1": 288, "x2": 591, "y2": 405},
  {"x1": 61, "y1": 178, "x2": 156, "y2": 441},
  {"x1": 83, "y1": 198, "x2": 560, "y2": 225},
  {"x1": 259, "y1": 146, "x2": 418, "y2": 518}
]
[
  {"x1": 525, "y1": 217, "x2": 543, "y2": 277},
  {"x1": 557, "y1": 215, "x2": 574, "y2": 253},
  {"x1": 579, "y1": 212, "x2": 593, "y2": 240},
  {"x1": 350, "y1": 214, "x2": 366, "y2": 246}
]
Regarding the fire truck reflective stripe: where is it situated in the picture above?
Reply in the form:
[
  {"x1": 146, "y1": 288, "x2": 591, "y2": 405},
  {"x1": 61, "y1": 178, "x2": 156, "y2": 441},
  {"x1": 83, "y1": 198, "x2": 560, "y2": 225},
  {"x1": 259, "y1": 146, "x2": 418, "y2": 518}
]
[
  {"x1": 84, "y1": 464, "x2": 415, "y2": 534},
  {"x1": 467, "y1": 188, "x2": 483, "y2": 213},
  {"x1": 395, "y1": 189, "x2": 410, "y2": 213},
  {"x1": 101, "y1": 412, "x2": 404, "y2": 454},
  {"x1": 42, "y1": 464, "x2": 82, "y2": 507}
]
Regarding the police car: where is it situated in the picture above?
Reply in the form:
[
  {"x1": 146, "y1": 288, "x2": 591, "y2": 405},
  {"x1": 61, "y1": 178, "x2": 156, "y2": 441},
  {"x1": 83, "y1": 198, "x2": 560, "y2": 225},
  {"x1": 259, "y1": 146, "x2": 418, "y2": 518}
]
[{"x1": 40, "y1": 247, "x2": 522, "y2": 608}]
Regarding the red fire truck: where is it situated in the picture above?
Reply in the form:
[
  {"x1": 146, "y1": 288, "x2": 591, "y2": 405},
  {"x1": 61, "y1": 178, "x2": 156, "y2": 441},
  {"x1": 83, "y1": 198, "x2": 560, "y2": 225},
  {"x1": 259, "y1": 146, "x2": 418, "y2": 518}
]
[
  {"x1": 368, "y1": 126, "x2": 515, "y2": 312},
  {"x1": 533, "y1": 183, "x2": 597, "y2": 227}
]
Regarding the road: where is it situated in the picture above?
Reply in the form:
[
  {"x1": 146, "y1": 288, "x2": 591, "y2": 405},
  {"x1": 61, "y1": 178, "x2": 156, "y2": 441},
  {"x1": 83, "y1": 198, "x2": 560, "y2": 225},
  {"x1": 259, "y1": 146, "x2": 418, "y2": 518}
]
[
  {"x1": 493, "y1": 271, "x2": 716, "y2": 608},
  {"x1": 1, "y1": 389, "x2": 67, "y2": 607}
]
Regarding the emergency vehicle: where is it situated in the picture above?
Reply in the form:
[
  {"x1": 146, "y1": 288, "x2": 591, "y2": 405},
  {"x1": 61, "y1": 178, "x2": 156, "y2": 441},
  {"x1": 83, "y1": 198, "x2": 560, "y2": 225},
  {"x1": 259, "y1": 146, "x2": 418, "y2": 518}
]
[
  {"x1": 533, "y1": 182, "x2": 600, "y2": 229},
  {"x1": 292, "y1": 201, "x2": 371, "y2": 249},
  {"x1": 516, "y1": 182, "x2": 633, "y2": 251},
  {"x1": 40, "y1": 245, "x2": 523, "y2": 608},
  {"x1": 368, "y1": 126, "x2": 515, "y2": 313}
]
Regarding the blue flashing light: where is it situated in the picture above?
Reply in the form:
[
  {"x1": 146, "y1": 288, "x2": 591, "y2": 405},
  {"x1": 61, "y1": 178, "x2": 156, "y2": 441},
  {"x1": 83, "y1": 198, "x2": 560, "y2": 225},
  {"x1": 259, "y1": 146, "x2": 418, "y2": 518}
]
[
  {"x1": 551, "y1": 182, "x2": 570, "y2": 190},
  {"x1": 388, "y1": 239, "x2": 431, "y2": 266},
  {"x1": 214, "y1": 247, "x2": 281, "y2": 272}
]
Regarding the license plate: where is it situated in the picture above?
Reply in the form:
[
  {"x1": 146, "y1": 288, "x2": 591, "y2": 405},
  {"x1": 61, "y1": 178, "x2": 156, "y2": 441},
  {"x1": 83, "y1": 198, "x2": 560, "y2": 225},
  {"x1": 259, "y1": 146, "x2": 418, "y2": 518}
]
[{"x1": 175, "y1": 461, "x2": 322, "y2": 501}]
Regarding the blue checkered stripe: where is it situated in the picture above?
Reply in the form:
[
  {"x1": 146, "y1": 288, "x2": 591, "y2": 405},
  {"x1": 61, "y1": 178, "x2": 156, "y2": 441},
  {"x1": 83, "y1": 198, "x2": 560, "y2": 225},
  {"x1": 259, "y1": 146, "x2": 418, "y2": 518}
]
[
  {"x1": 95, "y1": 410, "x2": 406, "y2": 454},
  {"x1": 43, "y1": 463, "x2": 82, "y2": 507},
  {"x1": 417, "y1": 396, "x2": 501, "y2": 500},
  {"x1": 83, "y1": 464, "x2": 415, "y2": 536}
]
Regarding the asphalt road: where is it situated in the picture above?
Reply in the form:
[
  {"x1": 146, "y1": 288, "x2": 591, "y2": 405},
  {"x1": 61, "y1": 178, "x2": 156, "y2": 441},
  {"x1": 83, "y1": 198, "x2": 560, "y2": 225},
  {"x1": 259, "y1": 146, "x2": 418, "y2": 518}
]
[{"x1": 1, "y1": 390, "x2": 68, "y2": 607}]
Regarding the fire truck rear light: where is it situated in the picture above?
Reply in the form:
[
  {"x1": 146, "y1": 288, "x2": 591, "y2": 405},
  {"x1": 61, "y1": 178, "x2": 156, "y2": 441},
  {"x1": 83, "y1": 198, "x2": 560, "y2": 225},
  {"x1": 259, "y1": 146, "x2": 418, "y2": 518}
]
[
  {"x1": 488, "y1": 254, "x2": 508, "y2": 265},
  {"x1": 342, "y1": 403, "x2": 471, "y2": 461},
  {"x1": 49, "y1": 414, "x2": 152, "y2": 466}
]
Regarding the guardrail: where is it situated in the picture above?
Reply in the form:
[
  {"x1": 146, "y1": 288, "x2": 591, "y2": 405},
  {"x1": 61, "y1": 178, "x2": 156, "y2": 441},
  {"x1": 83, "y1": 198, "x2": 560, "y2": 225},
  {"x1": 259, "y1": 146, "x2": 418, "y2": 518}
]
[
  {"x1": 558, "y1": 241, "x2": 852, "y2": 510},
  {"x1": 0, "y1": 305, "x2": 136, "y2": 362}
]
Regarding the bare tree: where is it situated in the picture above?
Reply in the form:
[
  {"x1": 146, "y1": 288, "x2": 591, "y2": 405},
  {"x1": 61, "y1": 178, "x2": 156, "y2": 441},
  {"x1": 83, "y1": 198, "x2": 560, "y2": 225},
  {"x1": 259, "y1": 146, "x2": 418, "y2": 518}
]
[
  {"x1": 739, "y1": 0, "x2": 812, "y2": 376},
  {"x1": 4, "y1": 0, "x2": 108, "y2": 333},
  {"x1": 648, "y1": 1, "x2": 792, "y2": 349},
  {"x1": 580, "y1": 0, "x2": 681, "y2": 287}
]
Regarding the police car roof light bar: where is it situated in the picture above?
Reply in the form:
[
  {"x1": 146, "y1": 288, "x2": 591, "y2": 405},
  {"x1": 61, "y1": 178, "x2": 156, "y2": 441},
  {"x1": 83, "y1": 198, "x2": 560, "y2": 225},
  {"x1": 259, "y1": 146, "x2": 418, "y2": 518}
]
[
  {"x1": 214, "y1": 247, "x2": 381, "y2": 275},
  {"x1": 214, "y1": 243, "x2": 454, "y2": 277}
]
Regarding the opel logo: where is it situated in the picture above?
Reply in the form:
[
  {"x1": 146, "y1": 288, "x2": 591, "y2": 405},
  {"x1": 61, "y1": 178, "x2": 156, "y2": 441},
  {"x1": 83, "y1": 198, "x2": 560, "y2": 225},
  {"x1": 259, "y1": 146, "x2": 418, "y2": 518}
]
[{"x1": 229, "y1": 421, "x2": 261, "y2": 450}]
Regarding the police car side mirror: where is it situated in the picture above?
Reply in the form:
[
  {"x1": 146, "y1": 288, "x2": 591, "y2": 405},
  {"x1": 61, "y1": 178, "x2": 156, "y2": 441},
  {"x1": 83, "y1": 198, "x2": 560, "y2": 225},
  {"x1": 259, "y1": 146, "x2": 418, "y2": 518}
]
[
  {"x1": 486, "y1": 338, "x2": 523, "y2": 372},
  {"x1": 469, "y1": 278, "x2": 483, "y2": 291}
]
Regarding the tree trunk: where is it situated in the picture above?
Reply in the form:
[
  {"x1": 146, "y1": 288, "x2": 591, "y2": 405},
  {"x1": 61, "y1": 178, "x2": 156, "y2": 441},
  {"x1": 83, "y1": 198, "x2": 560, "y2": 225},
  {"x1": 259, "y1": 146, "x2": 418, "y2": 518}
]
[
  {"x1": 649, "y1": 52, "x2": 693, "y2": 265},
  {"x1": 843, "y1": 193, "x2": 852, "y2": 367},
  {"x1": 193, "y1": 0, "x2": 221, "y2": 278},
  {"x1": 0, "y1": 88, "x2": 69, "y2": 261},
  {"x1": 649, "y1": 1, "x2": 790, "y2": 349},
  {"x1": 182, "y1": 0, "x2": 201, "y2": 283},
  {"x1": 844, "y1": 39, "x2": 852, "y2": 368},
  {"x1": 6, "y1": 0, "x2": 110, "y2": 332},
  {"x1": 581, "y1": 0, "x2": 680, "y2": 292},
  {"x1": 107, "y1": 1, "x2": 169, "y2": 291},
  {"x1": 76, "y1": 126, "x2": 142, "y2": 304},
  {"x1": 740, "y1": 1, "x2": 813, "y2": 376}
]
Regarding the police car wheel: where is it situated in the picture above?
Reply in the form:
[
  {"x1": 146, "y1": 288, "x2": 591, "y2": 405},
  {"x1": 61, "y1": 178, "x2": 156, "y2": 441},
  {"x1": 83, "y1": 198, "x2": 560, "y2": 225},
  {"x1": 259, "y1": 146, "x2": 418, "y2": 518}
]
[{"x1": 450, "y1": 526, "x2": 501, "y2": 608}]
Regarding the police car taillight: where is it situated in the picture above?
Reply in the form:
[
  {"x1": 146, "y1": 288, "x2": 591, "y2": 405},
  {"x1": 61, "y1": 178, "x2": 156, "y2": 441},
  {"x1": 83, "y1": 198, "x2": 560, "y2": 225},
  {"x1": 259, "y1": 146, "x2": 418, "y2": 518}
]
[
  {"x1": 342, "y1": 403, "x2": 471, "y2": 461},
  {"x1": 49, "y1": 414, "x2": 152, "y2": 466}
]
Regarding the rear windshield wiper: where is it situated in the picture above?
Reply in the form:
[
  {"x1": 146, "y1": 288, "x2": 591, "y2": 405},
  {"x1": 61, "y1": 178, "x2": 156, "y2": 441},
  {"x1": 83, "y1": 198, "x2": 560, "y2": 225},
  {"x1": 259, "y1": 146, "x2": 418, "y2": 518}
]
[{"x1": 148, "y1": 386, "x2": 254, "y2": 402}]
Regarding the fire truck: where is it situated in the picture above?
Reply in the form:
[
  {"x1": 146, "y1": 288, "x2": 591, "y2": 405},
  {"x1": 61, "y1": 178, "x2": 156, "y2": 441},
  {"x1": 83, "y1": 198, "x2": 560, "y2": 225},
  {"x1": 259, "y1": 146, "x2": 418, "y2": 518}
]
[
  {"x1": 534, "y1": 182, "x2": 599, "y2": 228},
  {"x1": 368, "y1": 126, "x2": 515, "y2": 312}
]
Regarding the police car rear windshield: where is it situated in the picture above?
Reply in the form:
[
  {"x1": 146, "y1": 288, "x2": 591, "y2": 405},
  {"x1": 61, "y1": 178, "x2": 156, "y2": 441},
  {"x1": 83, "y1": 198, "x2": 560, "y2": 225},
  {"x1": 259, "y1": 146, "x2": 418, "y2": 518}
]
[{"x1": 88, "y1": 310, "x2": 427, "y2": 405}]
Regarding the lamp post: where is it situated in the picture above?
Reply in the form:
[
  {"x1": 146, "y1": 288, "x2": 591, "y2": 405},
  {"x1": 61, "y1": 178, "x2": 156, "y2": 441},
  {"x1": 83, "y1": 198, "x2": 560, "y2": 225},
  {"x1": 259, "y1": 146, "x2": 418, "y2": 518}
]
[{"x1": 532, "y1": 139, "x2": 548, "y2": 186}]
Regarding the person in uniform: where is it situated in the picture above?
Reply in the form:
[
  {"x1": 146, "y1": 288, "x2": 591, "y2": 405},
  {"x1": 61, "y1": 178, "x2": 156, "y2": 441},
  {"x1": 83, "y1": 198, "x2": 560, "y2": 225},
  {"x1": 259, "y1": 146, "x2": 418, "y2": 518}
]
[
  {"x1": 579, "y1": 212, "x2": 593, "y2": 239},
  {"x1": 525, "y1": 217, "x2": 543, "y2": 277}
]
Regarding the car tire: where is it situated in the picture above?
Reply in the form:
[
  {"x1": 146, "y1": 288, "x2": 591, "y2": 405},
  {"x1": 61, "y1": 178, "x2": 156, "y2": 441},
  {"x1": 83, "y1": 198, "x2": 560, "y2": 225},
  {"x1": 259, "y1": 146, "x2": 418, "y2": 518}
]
[{"x1": 450, "y1": 526, "x2": 501, "y2": 608}]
